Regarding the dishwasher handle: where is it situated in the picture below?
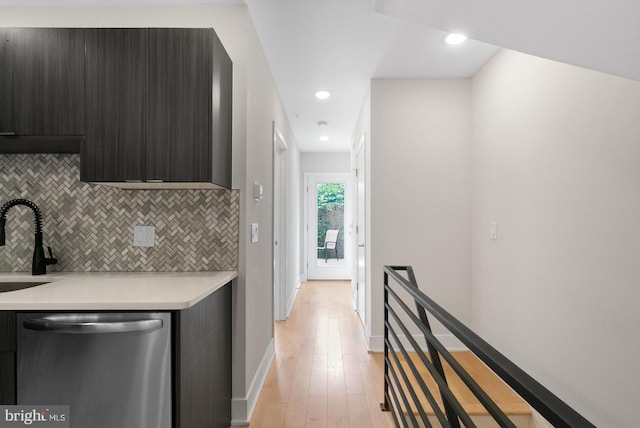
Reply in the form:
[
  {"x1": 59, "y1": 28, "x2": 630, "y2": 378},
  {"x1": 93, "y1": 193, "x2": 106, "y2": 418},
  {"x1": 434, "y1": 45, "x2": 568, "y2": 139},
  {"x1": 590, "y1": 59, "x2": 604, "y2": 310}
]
[{"x1": 23, "y1": 317, "x2": 163, "y2": 334}]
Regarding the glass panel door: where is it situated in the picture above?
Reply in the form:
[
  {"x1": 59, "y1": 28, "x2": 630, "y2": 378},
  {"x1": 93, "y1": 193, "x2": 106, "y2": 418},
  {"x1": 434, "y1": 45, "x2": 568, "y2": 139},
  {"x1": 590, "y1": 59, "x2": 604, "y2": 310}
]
[{"x1": 307, "y1": 174, "x2": 351, "y2": 280}]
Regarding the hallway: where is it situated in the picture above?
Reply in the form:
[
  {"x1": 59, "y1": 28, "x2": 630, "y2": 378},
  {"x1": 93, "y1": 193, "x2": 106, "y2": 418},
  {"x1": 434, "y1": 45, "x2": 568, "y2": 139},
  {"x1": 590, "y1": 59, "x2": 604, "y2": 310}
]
[{"x1": 250, "y1": 280, "x2": 393, "y2": 427}]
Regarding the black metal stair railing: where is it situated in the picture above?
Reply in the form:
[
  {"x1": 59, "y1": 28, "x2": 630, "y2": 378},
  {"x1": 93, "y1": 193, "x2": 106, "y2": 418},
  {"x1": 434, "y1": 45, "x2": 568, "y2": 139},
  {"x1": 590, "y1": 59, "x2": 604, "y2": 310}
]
[{"x1": 381, "y1": 265, "x2": 596, "y2": 428}]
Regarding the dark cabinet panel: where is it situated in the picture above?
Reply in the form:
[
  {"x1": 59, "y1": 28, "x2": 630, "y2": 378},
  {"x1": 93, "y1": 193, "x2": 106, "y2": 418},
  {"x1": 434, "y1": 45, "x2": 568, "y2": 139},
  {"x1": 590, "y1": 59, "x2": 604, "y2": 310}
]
[
  {"x1": 0, "y1": 352, "x2": 15, "y2": 404},
  {"x1": 82, "y1": 28, "x2": 232, "y2": 187},
  {"x1": 175, "y1": 282, "x2": 231, "y2": 428},
  {"x1": 0, "y1": 312, "x2": 15, "y2": 352},
  {"x1": 0, "y1": 312, "x2": 16, "y2": 405},
  {"x1": 83, "y1": 29, "x2": 147, "y2": 182},
  {"x1": 210, "y1": 30, "x2": 233, "y2": 189},
  {"x1": 0, "y1": 28, "x2": 84, "y2": 136},
  {"x1": 0, "y1": 30, "x2": 17, "y2": 135},
  {"x1": 146, "y1": 29, "x2": 211, "y2": 182}
]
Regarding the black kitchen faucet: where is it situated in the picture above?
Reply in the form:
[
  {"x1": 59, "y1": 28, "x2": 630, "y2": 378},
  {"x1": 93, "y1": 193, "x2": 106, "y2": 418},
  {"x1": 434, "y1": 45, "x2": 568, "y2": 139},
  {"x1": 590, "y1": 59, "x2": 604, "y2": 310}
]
[{"x1": 0, "y1": 198, "x2": 58, "y2": 275}]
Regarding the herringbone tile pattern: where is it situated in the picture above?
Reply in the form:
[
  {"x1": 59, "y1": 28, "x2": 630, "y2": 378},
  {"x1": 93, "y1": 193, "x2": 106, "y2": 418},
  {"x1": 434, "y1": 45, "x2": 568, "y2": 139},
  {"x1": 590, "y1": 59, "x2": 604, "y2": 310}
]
[{"x1": 0, "y1": 154, "x2": 238, "y2": 272}]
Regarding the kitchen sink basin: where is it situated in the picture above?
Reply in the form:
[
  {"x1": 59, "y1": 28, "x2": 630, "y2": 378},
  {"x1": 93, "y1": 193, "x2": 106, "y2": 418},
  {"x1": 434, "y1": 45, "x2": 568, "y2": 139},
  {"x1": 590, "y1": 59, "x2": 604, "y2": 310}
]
[{"x1": 0, "y1": 282, "x2": 49, "y2": 293}]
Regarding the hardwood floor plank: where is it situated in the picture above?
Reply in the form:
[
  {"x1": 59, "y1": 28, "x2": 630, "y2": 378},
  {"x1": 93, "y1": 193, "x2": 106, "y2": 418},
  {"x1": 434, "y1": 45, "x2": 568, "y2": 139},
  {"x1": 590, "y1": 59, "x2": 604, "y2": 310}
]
[{"x1": 249, "y1": 280, "x2": 529, "y2": 427}]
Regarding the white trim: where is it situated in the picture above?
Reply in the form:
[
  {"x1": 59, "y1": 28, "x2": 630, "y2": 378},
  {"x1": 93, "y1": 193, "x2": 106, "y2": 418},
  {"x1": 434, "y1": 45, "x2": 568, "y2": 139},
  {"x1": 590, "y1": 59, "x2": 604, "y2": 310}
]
[
  {"x1": 285, "y1": 278, "x2": 301, "y2": 318},
  {"x1": 230, "y1": 338, "x2": 276, "y2": 425},
  {"x1": 273, "y1": 122, "x2": 288, "y2": 321},
  {"x1": 366, "y1": 333, "x2": 467, "y2": 353}
]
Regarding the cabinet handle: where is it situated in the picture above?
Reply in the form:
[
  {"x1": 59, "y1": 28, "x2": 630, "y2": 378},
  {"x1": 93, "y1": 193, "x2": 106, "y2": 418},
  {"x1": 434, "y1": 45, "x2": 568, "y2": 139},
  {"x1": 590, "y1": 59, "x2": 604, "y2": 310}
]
[
  {"x1": 0, "y1": 132, "x2": 16, "y2": 136},
  {"x1": 145, "y1": 179, "x2": 164, "y2": 183}
]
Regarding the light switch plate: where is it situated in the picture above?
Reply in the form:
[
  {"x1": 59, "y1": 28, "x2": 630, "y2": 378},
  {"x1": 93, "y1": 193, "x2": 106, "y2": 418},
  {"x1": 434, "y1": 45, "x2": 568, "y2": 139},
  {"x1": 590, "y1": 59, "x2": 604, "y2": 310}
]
[
  {"x1": 490, "y1": 222, "x2": 497, "y2": 240},
  {"x1": 251, "y1": 223, "x2": 259, "y2": 243},
  {"x1": 133, "y1": 225, "x2": 156, "y2": 247}
]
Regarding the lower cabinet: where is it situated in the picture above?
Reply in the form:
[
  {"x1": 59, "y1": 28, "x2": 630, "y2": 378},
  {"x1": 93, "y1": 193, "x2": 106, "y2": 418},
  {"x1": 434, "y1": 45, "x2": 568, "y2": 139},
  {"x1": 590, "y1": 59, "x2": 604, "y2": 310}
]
[
  {"x1": 174, "y1": 282, "x2": 232, "y2": 428},
  {"x1": 0, "y1": 352, "x2": 15, "y2": 404},
  {"x1": 0, "y1": 311, "x2": 15, "y2": 404},
  {"x1": 0, "y1": 281, "x2": 232, "y2": 428}
]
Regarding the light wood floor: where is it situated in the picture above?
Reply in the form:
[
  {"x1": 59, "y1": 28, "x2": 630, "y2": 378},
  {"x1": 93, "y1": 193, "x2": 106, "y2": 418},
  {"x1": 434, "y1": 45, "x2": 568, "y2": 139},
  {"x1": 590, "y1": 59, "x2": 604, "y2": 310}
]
[
  {"x1": 249, "y1": 281, "x2": 529, "y2": 428},
  {"x1": 250, "y1": 280, "x2": 394, "y2": 428}
]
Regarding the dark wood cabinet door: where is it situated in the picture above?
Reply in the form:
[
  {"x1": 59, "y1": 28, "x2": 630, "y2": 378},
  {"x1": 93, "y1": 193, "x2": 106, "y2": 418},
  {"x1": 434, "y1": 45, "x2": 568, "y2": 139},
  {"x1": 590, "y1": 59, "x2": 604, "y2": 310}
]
[
  {"x1": 175, "y1": 282, "x2": 231, "y2": 428},
  {"x1": 0, "y1": 29, "x2": 18, "y2": 135},
  {"x1": 83, "y1": 29, "x2": 147, "y2": 182},
  {"x1": 0, "y1": 312, "x2": 16, "y2": 405},
  {"x1": 0, "y1": 28, "x2": 84, "y2": 136},
  {"x1": 146, "y1": 29, "x2": 212, "y2": 182},
  {"x1": 0, "y1": 352, "x2": 15, "y2": 404},
  {"x1": 82, "y1": 27, "x2": 232, "y2": 186},
  {"x1": 210, "y1": 30, "x2": 233, "y2": 189}
]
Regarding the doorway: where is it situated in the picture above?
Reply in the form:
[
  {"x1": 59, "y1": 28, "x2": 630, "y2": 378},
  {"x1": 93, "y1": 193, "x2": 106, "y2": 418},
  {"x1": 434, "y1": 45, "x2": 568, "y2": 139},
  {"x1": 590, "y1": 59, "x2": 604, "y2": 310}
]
[
  {"x1": 305, "y1": 173, "x2": 352, "y2": 280},
  {"x1": 353, "y1": 135, "x2": 366, "y2": 325},
  {"x1": 273, "y1": 124, "x2": 288, "y2": 321}
]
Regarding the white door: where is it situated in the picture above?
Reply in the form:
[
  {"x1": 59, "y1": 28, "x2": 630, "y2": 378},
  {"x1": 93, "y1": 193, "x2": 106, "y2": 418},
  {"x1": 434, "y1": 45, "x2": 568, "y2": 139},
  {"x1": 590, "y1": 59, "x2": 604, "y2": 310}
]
[
  {"x1": 306, "y1": 173, "x2": 352, "y2": 280},
  {"x1": 354, "y1": 136, "x2": 366, "y2": 325},
  {"x1": 273, "y1": 125, "x2": 287, "y2": 321}
]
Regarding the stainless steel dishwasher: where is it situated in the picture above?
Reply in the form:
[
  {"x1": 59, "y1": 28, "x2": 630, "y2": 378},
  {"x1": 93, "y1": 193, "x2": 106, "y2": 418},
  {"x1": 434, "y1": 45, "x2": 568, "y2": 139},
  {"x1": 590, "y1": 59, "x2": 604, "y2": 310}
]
[{"x1": 17, "y1": 312, "x2": 171, "y2": 428}]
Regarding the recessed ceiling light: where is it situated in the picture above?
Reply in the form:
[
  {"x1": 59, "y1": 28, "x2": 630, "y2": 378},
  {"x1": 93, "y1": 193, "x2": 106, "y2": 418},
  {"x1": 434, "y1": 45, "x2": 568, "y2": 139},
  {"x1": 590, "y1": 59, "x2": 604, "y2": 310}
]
[
  {"x1": 317, "y1": 121, "x2": 328, "y2": 127},
  {"x1": 319, "y1": 135, "x2": 329, "y2": 142},
  {"x1": 314, "y1": 90, "x2": 331, "y2": 100},
  {"x1": 444, "y1": 33, "x2": 467, "y2": 45}
]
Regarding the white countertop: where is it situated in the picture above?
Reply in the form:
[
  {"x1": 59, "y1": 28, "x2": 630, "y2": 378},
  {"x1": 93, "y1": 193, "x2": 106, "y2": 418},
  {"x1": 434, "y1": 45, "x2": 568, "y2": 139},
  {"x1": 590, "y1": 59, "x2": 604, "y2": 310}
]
[{"x1": 0, "y1": 271, "x2": 237, "y2": 310}]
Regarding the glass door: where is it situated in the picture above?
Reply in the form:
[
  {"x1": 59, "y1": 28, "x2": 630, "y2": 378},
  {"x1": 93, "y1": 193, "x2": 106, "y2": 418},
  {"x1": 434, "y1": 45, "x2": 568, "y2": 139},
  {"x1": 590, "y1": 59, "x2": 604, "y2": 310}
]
[{"x1": 306, "y1": 174, "x2": 352, "y2": 280}]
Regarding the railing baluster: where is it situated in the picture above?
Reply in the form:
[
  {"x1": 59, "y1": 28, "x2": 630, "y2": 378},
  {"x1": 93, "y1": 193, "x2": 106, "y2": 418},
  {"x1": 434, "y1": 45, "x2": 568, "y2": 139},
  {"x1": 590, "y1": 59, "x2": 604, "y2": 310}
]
[
  {"x1": 384, "y1": 332, "x2": 447, "y2": 427},
  {"x1": 381, "y1": 271, "x2": 392, "y2": 412},
  {"x1": 381, "y1": 265, "x2": 597, "y2": 428},
  {"x1": 402, "y1": 266, "x2": 462, "y2": 428},
  {"x1": 386, "y1": 303, "x2": 475, "y2": 428},
  {"x1": 387, "y1": 285, "x2": 516, "y2": 427},
  {"x1": 385, "y1": 344, "x2": 421, "y2": 427}
]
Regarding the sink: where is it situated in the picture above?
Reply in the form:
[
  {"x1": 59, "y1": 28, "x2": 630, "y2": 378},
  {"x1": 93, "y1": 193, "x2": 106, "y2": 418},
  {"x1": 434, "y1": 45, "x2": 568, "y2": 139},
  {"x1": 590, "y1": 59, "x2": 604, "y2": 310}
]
[{"x1": 0, "y1": 282, "x2": 49, "y2": 293}]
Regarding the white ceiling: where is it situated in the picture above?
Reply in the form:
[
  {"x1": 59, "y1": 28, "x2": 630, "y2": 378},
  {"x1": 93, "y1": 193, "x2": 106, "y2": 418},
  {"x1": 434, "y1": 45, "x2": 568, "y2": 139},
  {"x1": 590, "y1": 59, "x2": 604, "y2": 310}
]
[
  {"x1": 2, "y1": 0, "x2": 638, "y2": 153},
  {"x1": 249, "y1": 0, "x2": 640, "y2": 152},
  {"x1": 245, "y1": 0, "x2": 498, "y2": 152}
]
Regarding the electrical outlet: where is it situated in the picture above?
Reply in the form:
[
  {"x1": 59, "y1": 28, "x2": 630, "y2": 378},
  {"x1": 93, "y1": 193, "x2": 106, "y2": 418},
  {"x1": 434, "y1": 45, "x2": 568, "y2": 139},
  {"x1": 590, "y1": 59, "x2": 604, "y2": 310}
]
[
  {"x1": 251, "y1": 223, "x2": 259, "y2": 243},
  {"x1": 133, "y1": 225, "x2": 155, "y2": 247},
  {"x1": 490, "y1": 222, "x2": 497, "y2": 240}
]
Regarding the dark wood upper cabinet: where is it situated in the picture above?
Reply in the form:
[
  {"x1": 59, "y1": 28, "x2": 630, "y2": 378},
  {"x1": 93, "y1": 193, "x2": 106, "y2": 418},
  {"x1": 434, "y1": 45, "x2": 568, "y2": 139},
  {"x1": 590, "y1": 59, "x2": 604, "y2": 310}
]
[
  {"x1": 83, "y1": 29, "x2": 147, "y2": 182},
  {"x1": 82, "y1": 28, "x2": 233, "y2": 188},
  {"x1": 146, "y1": 29, "x2": 211, "y2": 183},
  {"x1": 0, "y1": 28, "x2": 85, "y2": 136}
]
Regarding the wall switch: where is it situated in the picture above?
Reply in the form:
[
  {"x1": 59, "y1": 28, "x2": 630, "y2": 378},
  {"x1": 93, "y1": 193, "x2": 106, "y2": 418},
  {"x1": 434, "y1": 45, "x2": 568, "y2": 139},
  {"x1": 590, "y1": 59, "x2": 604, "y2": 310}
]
[
  {"x1": 133, "y1": 225, "x2": 155, "y2": 247},
  {"x1": 490, "y1": 222, "x2": 497, "y2": 240},
  {"x1": 251, "y1": 223, "x2": 259, "y2": 243}
]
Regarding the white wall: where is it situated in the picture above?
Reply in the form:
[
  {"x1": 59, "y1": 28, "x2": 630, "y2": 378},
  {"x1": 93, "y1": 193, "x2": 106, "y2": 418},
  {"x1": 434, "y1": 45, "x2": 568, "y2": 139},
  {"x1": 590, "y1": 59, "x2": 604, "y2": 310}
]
[
  {"x1": 471, "y1": 49, "x2": 640, "y2": 427},
  {"x1": 0, "y1": 6, "x2": 300, "y2": 424},
  {"x1": 300, "y1": 152, "x2": 351, "y2": 174},
  {"x1": 285, "y1": 137, "x2": 302, "y2": 315},
  {"x1": 241, "y1": 14, "x2": 298, "y2": 424},
  {"x1": 352, "y1": 90, "x2": 372, "y2": 338},
  {"x1": 368, "y1": 79, "x2": 473, "y2": 350}
]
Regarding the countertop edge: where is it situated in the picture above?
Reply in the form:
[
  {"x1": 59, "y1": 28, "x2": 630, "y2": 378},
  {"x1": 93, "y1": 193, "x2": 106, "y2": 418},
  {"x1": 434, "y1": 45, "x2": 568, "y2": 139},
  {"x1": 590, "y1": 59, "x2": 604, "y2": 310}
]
[{"x1": 0, "y1": 271, "x2": 238, "y2": 311}]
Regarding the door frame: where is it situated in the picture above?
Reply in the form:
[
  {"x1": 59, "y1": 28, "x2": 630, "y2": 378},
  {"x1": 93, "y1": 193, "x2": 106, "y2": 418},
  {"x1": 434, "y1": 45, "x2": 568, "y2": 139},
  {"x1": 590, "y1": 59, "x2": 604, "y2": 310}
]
[
  {"x1": 304, "y1": 172, "x2": 353, "y2": 280},
  {"x1": 353, "y1": 134, "x2": 366, "y2": 325},
  {"x1": 273, "y1": 123, "x2": 288, "y2": 321}
]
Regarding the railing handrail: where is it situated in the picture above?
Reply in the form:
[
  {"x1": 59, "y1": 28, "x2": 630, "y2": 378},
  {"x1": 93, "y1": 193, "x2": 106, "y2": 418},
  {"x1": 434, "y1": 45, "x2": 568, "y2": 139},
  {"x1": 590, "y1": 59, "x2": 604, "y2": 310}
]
[{"x1": 383, "y1": 265, "x2": 596, "y2": 428}]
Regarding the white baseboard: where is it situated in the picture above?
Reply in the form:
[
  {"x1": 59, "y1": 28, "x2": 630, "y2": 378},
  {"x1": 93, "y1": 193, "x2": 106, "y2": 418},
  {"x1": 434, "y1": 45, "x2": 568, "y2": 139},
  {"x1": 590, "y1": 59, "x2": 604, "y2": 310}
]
[
  {"x1": 286, "y1": 279, "x2": 301, "y2": 318},
  {"x1": 367, "y1": 333, "x2": 467, "y2": 353},
  {"x1": 300, "y1": 272, "x2": 308, "y2": 282},
  {"x1": 230, "y1": 338, "x2": 275, "y2": 426}
]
